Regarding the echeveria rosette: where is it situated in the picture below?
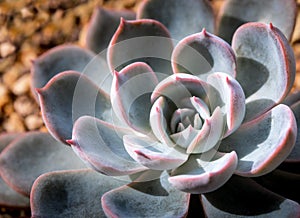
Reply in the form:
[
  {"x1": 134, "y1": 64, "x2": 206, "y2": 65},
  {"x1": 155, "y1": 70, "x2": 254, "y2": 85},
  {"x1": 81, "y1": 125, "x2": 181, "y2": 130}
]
[
  {"x1": 1, "y1": 0, "x2": 298, "y2": 217},
  {"x1": 31, "y1": 18, "x2": 300, "y2": 217}
]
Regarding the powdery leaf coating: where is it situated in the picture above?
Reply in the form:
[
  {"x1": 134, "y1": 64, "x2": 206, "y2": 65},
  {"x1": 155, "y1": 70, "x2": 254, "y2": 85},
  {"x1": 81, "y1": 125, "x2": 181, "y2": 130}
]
[
  {"x1": 102, "y1": 172, "x2": 190, "y2": 218},
  {"x1": 107, "y1": 18, "x2": 173, "y2": 75},
  {"x1": 31, "y1": 45, "x2": 111, "y2": 99},
  {"x1": 202, "y1": 175, "x2": 300, "y2": 217},
  {"x1": 38, "y1": 71, "x2": 111, "y2": 144},
  {"x1": 31, "y1": 169, "x2": 127, "y2": 218},
  {"x1": 207, "y1": 72, "x2": 245, "y2": 137},
  {"x1": 217, "y1": 0, "x2": 297, "y2": 43},
  {"x1": 0, "y1": 133, "x2": 30, "y2": 208},
  {"x1": 168, "y1": 151, "x2": 238, "y2": 194},
  {"x1": 86, "y1": 7, "x2": 135, "y2": 54},
  {"x1": 172, "y1": 29, "x2": 236, "y2": 79},
  {"x1": 69, "y1": 116, "x2": 147, "y2": 176},
  {"x1": 111, "y1": 62, "x2": 158, "y2": 134},
  {"x1": 137, "y1": 0, "x2": 214, "y2": 40},
  {"x1": 123, "y1": 134, "x2": 188, "y2": 170},
  {"x1": 220, "y1": 104, "x2": 297, "y2": 177},
  {"x1": 0, "y1": 132, "x2": 86, "y2": 197},
  {"x1": 232, "y1": 23, "x2": 296, "y2": 123},
  {"x1": 149, "y1": 96, "x2": 176, "y2": 146}
]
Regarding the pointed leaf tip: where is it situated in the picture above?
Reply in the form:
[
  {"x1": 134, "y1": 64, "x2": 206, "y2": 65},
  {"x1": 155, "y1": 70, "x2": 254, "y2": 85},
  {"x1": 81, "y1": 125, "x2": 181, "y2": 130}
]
[
  {"x1": 202, "y1": 28, "x2": 208, "y2": 37},
  {"x1": 66, "y1": 139, "x2": 75, "y2": 145},
  {"x1": 35, "y1": 88, "x2": 43, "y2": 95}
]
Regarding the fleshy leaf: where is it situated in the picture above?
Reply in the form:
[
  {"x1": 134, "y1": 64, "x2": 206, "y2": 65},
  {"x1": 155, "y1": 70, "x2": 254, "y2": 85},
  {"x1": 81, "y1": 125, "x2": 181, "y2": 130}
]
[
  {"x1": 202, "y1": 175, "x2": 300, "y2": 217},
  {"x1": 0, "y1": 133, "x2": 30, "y2": 207},
  {"x1": 102, "y1": 172, "x2": 190, "y2": 217},
  {"x1": 149, "y1": 96, "x2": 176, "y2": 146},
  {"x1": 254, "y1": 169, "x2": 300, "y2": 204},
  {"x1": 86, "y1": 7, "x2": 135, "y2": 54},
  {"x1": 172, "y1": 30, "x2": 236, "y2": 79},
  {"x1": 169, "y1": 151, "x2": 238, "y2": 194},
  {"x1": 0, "y1": 132, "x2": 86, "y2": 197},
  {"x1": 38, "y1": 71, "x2": 111, "y2": 143},
  {"x1": 207, "y1": 72, "x2": 245, "y2": 137},
  {"x1": 123, "y1": 134, "x2": 188, "y2": 170},
  {"x1": 220, "y1": 104, "x2": 297, "y2": 177},
  {"x1": 69, "y1": 116, "x2": 147, "y2": 176},
  {"x1": 107, "y1": 18, "x2": 173, "y2": 75},
  {"x1": 31, "y1": 169, "x2": 127, "y2": 218},
  {"x1": 31, "y1": 45, "x2": 112, "y2": 100},
  {"x1": 151, "y1": 73, "x2": 212, "y2": 107},
  {"x1": 111, "y1": 62, "x2": 158, "y2": 134},
  {"x1": 137, "y1": 0, "x2": 214, "y2": 40},
  {"x1": 232, "y1": 23, "x2": 296, "y2": 123},
  {"x1": 217, "y1": 0, "x2": 297, "y2": 43}
]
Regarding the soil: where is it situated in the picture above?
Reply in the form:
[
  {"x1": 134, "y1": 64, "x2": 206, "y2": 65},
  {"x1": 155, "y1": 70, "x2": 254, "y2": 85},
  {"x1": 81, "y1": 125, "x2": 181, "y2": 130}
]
[{"x1": 0, "y1": 0, "x2": 299, "y2": 217}]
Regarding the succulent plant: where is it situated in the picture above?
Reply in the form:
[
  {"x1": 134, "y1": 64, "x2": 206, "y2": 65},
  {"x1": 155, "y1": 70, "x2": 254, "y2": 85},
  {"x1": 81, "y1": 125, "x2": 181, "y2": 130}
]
[{"x1": 1, "y1": 0, "x2": 300, "y2": 217}]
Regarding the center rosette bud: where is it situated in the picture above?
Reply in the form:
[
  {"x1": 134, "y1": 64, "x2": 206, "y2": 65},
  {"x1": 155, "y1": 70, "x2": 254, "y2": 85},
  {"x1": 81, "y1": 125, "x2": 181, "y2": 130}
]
[{"x1": 150, "y1": 73, "x2": 228, "y2": 154}]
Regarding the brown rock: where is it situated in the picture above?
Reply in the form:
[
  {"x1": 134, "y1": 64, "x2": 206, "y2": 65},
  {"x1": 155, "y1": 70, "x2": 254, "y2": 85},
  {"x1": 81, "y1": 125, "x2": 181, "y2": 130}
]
[
  {"x1": 14, "y1": 95, "x2": 37, "y2": 117},
  {"x1": 3, "y1": 113, "x2": 25, "y2": 132},
  {"x1": 11, "y1": 73, "x2": 30, "y2": 96},
  {"x1": 0, "y1": 42, "x2": 16, "y2": 58},
  {"x1": 25, "y1": 114, "x2": 44, "y2": 130}
]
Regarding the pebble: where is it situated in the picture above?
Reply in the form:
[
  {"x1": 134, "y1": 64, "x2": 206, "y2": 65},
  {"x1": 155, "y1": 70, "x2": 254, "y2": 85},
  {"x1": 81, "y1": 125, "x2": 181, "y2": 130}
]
[
  {"x1": 20, "y1": 7, "x2": 34, "y2": 19},
  {"x1": 0, "y1": 84, "x2": 10, "y2": 109},
  {"x1": 2, "y1": 63, "x2": 23, "y2": 87},
  {"x1": 3, "y1": 113, "x2": 25, "y2": 132},
  {"x1": 0, "y1": 42, "x2": 16, "y2": 58},
  {"x1": 14, "y1": 95, "x2": 37, "y2": 117},
  {"x1": 11, "y1": 74, "x2": 30, "y2": 96},
  {"x1": 25, "y1": 114, "x2": 44, "y2": 130}
]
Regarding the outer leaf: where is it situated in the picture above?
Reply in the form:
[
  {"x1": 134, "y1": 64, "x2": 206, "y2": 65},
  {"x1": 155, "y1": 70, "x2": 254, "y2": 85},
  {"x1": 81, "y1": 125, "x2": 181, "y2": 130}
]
[
  {"x1": 0, "y1": 132, "x2": 86, "y2": 197},
  {"x1": 123, "y1": 134, "x2": 188, "y2": 170},
  {"x1": 107, "y1": 18, "x2": 173, "y2": 75},
  {"x1": 172, "y1": 30, "x2": 236, "y2": 79},
  {"x1": 69, "y1": 116, "x2": 147, "y2": 176},
  {"x1": 31, "y1": 169, "x2": 127, "y2": 218},
  {"x1": 31, "y1": 45, "x2": 111, "y2": 100},
  {"x1": 38, "y1": 71, "x2": 111, "y2": 143},
  {"x1": 220, "y1": 104, "x2": 297, "y2": 177},
  {"x1": 102, "y1": 172, "x2": 190, "y2": 218},
  {"x1": 217, "y1": 0, "x2": 297, "y2": 43},
  {"x1": 111, "y1": 62, "x2": 158, "y2": 134},
  {"x1": 202, "y1": 175, "x2": 300, "y2": 217},
  {"x1": 137, "y1": 0, "x2": 214, "y2": 40},
  {"x1": 86, "y1": 7, "x2": 135, "y2": 54},
  {"x1": 0, "y1": 133, "x2": 30, "y2": 208},
  {"x1": 232, "y1": 23, "x2": 296, "y2": 123},
  {"x1": 169, "y1": 151, "x2": 238, "y2": 194}
]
